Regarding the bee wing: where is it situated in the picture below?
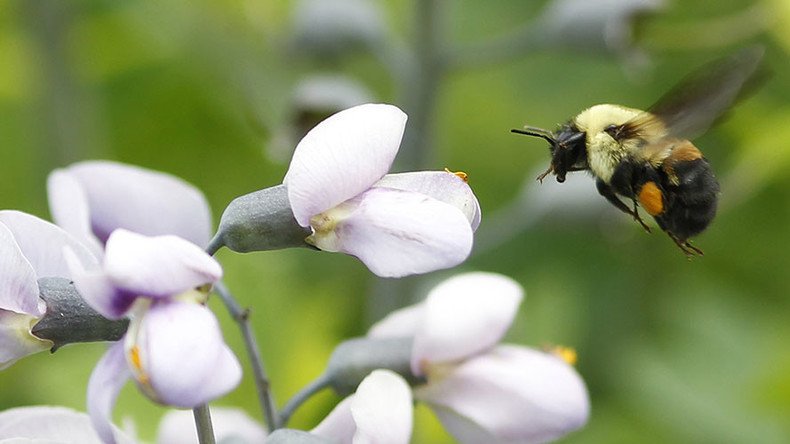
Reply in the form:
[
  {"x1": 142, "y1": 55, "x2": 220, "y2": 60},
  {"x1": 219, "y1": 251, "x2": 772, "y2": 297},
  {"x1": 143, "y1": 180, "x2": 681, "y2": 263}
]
[{"x1": 620, "y1": 46, "x2": 766, "y2": 143}]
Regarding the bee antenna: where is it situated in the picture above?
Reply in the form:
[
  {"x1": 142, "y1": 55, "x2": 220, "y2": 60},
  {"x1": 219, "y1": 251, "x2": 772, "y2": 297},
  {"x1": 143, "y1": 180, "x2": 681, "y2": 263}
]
[{"x1": 510, "y1": 126, "x2": 556, "y2": 145}]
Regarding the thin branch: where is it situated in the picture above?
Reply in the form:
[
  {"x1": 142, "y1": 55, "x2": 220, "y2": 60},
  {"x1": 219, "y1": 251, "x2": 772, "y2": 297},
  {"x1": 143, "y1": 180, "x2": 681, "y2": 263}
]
[
  {"x1": 213, "y1": 281, "x2": 278, "y2": 432},
  {"x1": 277, "y1": 373, "x2": 332, "y2": 429},
  {"x1": 193, "y1": 405, "x2": 216, "y2": 444}
]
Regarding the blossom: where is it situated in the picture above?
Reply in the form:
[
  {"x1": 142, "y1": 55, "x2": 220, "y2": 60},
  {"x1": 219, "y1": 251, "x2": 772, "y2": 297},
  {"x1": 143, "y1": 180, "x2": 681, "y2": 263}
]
[
  {"x1": 369, "y1": 272, "x2": 590, "y2": 443},
  {"x1": 0, "y1": 210, "x2": 98, "y2": 369},
  {"x1": 301, "y1": 369, "x2": 413, "y2": 444},
  {"x1": 47, "y1": 160, "x2": 213, "y2": 256},
  {"x1": 0, "y1": 406, "x2": 135, "y2": 444},
  {"x1": 157, "y1": 407, "x2": 268, "y2": 444},
  {"x1": 283, "y1": 103, "x2": 481, "y2": 278},
  {"x1": 67, "y1": 229, "x2": 241, "y2": 444}
]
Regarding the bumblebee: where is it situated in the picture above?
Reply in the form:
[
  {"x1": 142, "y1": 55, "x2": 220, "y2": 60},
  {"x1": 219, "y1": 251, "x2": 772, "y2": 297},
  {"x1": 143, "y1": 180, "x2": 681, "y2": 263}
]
[{"x1": 512, "y1": 47, "x2": 764, "y2": 256}]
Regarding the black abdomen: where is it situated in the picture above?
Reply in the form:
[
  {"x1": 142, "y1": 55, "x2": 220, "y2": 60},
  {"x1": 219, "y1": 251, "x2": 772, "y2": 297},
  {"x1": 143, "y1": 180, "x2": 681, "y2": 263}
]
[{"x1": 656, "y1": 158, "x2": 720, "y2": 241}]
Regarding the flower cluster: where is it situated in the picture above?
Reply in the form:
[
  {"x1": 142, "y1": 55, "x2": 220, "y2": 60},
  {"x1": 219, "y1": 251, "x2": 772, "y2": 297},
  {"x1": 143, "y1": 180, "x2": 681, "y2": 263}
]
[{"x1": 0, "y1": 103, "x2": 591, "y2": 444}]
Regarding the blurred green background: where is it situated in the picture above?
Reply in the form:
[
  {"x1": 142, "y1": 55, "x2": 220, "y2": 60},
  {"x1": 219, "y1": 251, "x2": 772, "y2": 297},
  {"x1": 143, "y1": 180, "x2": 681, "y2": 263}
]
[{"x1": 1, "y1": 0, "x2": 789, "y2": 442}]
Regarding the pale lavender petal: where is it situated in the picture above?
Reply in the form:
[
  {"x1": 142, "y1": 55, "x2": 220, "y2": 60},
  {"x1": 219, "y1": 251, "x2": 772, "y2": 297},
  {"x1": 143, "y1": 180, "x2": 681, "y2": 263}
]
[
  {"x1": 0, "y1": 222, "x2": 42, "y2": 316},
  {"x1": 367, "y1": 303, "x2": 426, "y2": 339},
  {"x1": 0, "y1": 311, "x2": 52, "y2": 369},
  {"x1": 61, "y1": 160, "x2": 213, "y2": 248},
  {"x1": 415, "y1": 345, "x2": 590, "y2": 444},
  {"x1": 65, "y1": 248, "x2": 136, "y2": 320},
  {"x1": 327, "y1": 188, "x2": 473, "y2": 278},
  {"x1": 0, "y1": 211, "x2": 98, "y2": 280},
  {"x1": 374, "y1": 171, "x2": 482, "y2": 230},
  {"x1": 0, "y1": 406, "x2": 134, "y2": 444},
  {"x1": 88, "y1": 341, "x2": 131, "y2": 444},
  {"x1": 156, "y1": 407, "x2": 267, "y2": 444},
  {"x1": 104, "y1": 230, "x2": 221, "y2": 299},
  {"x1": 311, "y1": 397, "x2": 356, "y2": 443},
  {"x1": 47, "y1": 169, "x2": 105, "y2": 258},
  {"x1": 284, "y1": 104, "x2": 407, "y2": 226},
  {"x1": 351, "y1": 369, "x2": 412, "y2": 444},
  {"x1": 136, "y1": 301, "x2": 241, "y2": 407},
  {"x1": 411, "y1": 272, "x2": 523, "y2": 376}
]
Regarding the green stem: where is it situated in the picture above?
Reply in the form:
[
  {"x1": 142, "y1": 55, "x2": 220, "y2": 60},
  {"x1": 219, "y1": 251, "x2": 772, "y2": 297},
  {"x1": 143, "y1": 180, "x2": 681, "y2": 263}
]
[
  {"x1": 193, "y1": 405, "x2": 216, "y2": 444},
  {"x1": 277, "y1": 373, "x2": 332, "y2": 429},
  {"x1": 214, "y1": 281, "x2": 278, "y2": 432}
]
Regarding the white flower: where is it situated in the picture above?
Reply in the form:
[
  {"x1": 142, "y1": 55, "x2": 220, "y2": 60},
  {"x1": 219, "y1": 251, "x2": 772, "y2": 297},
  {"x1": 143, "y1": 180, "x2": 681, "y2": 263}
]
[
  {"x1": 370, "y1": 272, "x2": 590, "y2": 443},
  {"x1": 284, "y1": 103, "x2": 481, "y2": 278}
]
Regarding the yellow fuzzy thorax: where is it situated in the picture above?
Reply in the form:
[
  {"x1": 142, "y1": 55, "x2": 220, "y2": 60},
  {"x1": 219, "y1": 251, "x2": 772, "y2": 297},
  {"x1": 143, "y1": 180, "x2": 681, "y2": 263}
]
[{"x1": 573, "y1": 104, "x2": 644, "y2": 183}]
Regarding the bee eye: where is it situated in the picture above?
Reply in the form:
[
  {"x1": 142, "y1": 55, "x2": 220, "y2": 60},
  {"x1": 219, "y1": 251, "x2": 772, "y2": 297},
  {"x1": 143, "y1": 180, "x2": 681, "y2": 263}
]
[{"x1": 604, "y1": 124, "x2": 621, "y2": 139}]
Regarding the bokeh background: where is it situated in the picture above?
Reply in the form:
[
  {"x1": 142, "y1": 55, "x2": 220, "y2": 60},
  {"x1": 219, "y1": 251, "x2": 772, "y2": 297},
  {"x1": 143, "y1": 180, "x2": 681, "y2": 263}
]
[{"x1": 1, "y1": 0, "x2": 789, "y2": 442}]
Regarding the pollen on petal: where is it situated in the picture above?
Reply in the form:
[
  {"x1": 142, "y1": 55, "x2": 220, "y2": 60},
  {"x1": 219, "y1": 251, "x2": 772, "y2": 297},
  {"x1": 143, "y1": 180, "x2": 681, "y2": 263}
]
[
  {"x1": 547, "y1": 345, "x2": 578, "y2": 366},
  {"x1": 444, "y1": 168, "x2": 468, "y2": 182}
]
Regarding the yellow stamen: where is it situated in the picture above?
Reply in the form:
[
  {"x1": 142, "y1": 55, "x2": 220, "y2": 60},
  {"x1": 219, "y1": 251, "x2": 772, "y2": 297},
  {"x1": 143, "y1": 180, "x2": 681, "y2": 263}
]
[
  {"x1": 547, "y1": 345, "x2": 578, "y2": 366},
  {"x1": 129, "y1": 345, "x2": 144, "y2": 373},
  {"x1": 444, "y1": 168, "x2": 469, "y2": 182}
]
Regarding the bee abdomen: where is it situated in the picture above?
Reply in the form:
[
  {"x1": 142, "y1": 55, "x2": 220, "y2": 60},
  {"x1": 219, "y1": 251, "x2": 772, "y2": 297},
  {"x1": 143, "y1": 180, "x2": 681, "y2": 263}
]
[{"x1": 656, "y1": 157, "x2": 720, "y2": 241}]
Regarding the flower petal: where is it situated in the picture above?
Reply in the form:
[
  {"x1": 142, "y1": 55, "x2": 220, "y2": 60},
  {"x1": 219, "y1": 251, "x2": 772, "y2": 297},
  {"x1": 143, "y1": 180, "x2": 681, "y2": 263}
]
[
  {"x1": 311, "y1": 397, "x2": 356, "y2": 443},
  {"x1": 156, "y1": 407, "x2": 267, "y2": 444},
  {"x1": 52, "y1": 161, "x2": 213, "y2": 248},
  {"x1": 367, "y1": 303, "x2": 426, "y2": 339},
  {"x1": 104, "y1": 230, "x2": 221, "y2": 299},
  {"x1": 415, "y1": 345, "x2": 590, "y2": 444},
  {"x1": 411, "y1": 272, "x2": 523, "y2": 375},
  {"x1": 323, "y1": 188, "x2": 473, "y2": 278},
  {"x1": 47, "y1": 169, "x2": 105, "y2": 259},
  {"x1": 351, "y1": 369, "x2": 413, "y2": 444},
  {"x1": 284, "y1": 103, "x2": 407, "y2": 226},
  {"x1": 0, "y1": 211, "x2": 98, "y2": 280},
  {"x1": 135, "y1": 301, "x2": 241, "y2": 407},
  {"x1": 88, "y1": 341, "x2": 131, "y2": 444},
  {"x1": 65, "y1": 248, "x2": 137, "y2": 320},
  {"x1": 0, "y1": 222, "x2": 42, "y2": 316},
  {"x1": 374, "y1": 171, "x2": 482, "y2": 230},
  {"x1": 0, "y1": 311, "x2": 52, "y2": 369},
  {"x1": 0, "y1": 406, "x2": 134, "y2": 444}
]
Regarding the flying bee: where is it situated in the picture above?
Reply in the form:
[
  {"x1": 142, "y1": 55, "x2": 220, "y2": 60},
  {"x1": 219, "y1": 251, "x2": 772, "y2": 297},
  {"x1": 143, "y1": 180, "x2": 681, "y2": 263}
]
[{"x1": 512, "y1": 47, "x2": 765, "y2": 256}]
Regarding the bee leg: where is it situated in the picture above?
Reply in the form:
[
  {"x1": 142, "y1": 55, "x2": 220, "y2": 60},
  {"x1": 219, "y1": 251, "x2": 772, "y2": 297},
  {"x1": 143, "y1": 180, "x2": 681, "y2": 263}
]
[
  {"x1": 630, "y1": 198, "x2": 652, "y2": 233},
  {"x1": 668, "y1": 233, "x2": 704, "y2": 257},
  {"x1": 595, "y1": 179, "x2": 651, "y2": 232},
  {"x1": 536, "y1": 165, "x2": 553, "y2": 183}
]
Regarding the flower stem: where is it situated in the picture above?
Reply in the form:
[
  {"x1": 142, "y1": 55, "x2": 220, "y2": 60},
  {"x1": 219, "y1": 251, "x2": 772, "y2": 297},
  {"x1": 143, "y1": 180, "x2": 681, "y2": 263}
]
[
  {"x1": 277, "y1": 373, "x2": 332, "y2": 428},
  {"x1": 193, "y1": 404, "x2": 216, "y2": 444},
  {"x1": 213, "y1": 281, "x2": 278, "y2": 432}
]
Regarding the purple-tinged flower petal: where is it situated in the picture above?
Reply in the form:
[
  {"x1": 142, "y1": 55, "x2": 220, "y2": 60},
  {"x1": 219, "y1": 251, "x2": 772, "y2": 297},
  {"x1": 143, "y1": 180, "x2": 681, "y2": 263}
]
[
  {"x1": 156, "y1": 407, "x2": 267, "y2": 444},
  {"x1": 350, "y1": 369, "x2": 413, "y2": 444},
  {"x1": 48, "y1": 160, "x2": 213, "y2": 248},
  {"x1": 374, "y1": 171, "x2": 482, "y2": 231},
  {"x1": 130, "y1": 301, "x2": 241, "y2": 407},
  {"x1": 284, "y1": 104, "x2": 407, "y2": 227},
  {"x1": 415, "y1": 345, "x2": 590, "y2": 444},
  {"x1": 0, "y1": 406, "x2": 135, "y2": 444},
  {"x1": 311, "y1": 397, "x2": 355, "y2": 443},
  {"x1": 313, "y1": 187, "x2": 473, "y2": 278},
  {"x1": 411, "y1": 272, "x2": 523, "y2": 376},
  {"x1": 88, "y1": 341, "x2": 131, "y2": 444},
  {"x1": 0, "y1": 222, "x2": 42, "y2": 316},
  {"x1": 367, "y1": 303, "x2": 426, "y2": 339},
  {"x1": 104, "y1": 230, "x2": 221, "y2": 299},
  {"x1": 65, "y1": 248, "x2": 137, "y2": 320},
  {"x1": 0, "y1": 311, "x2": 52, "y2": 369},
  {"x1": 0, "y1": 210, "x2": 98, "y2": 281},
  {"x1": 47, "y1": 169, "x2": 105, "y2": 259}
]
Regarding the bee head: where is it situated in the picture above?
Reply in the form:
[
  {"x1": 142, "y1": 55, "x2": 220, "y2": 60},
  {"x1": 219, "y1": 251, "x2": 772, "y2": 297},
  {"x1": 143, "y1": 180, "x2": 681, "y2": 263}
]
[{"x1": 511, "y1": 124, "x2": 587, "y2": 183}]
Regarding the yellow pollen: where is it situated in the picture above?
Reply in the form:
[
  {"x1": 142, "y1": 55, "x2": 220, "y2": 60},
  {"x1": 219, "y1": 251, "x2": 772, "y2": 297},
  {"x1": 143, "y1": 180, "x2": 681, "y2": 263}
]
[
  {"x1": 129, "y1": 346, "x2": 144, "y2": 372},
  {"x1": 548, "y1": 345, "x2": 578, "y2": 366},
  {"x1": 444, "y1": 168, "x2": 469, "y2": 182}
]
